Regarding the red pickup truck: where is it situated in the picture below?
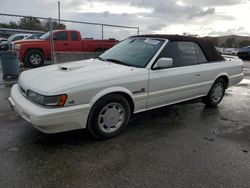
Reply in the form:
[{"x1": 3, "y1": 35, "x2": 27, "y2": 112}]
[{"x1": 12, "y1": 30, "x2": 118, "y2": 67}]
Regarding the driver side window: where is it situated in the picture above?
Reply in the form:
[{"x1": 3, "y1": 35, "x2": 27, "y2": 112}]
[
  {"x1": 157, "y1": 41, "x2": 199, "y2": 68},
  {"x1": 56, "y1": 31, "x2": 68, "y2": 41}
]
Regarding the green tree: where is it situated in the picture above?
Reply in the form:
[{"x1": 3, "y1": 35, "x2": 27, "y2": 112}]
[
  {"x1": 18, "y1": 17, "x2": 47, "y2": 31},
  {"x1": 45, "y1": 21, "x2": 66, "y2": 30},
  {"x1": 0, "y1": 21, "x2": 19, "y2": 29},
  {"x1": 0, "y1": 17, "x2": 66, "y2": 33},
  {"x1": 238, "y1": 40, "x2": 250, "y2": 48},
  {"x1": 223, "y1": 37, "x2": 237, "y2": 48},
  {"x1": 183, "y1": 32, "x2": 199, "y2": 37}
]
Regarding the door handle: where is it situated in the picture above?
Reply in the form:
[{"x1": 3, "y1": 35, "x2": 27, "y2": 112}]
[
  {"x1": 195, "y1": 73, "x2": 201, "y2": 76},
  {"x1": 63, "y1": 43, "x2": 68, "y2": 46}
]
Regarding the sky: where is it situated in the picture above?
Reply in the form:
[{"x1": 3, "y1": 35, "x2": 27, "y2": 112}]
[{"x1": 0, "y1": 0, "x2": 250, "y2": 37}]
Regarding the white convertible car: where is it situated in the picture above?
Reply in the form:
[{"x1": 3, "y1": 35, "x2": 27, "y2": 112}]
[{"x1": 9, "y1": 35, "x2": 244, "y2": 139}]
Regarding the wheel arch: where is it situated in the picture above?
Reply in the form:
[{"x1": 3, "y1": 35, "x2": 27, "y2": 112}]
[
  {"x1": 90, "y1": 87, "x2": 135, "y2": 113},
  {"x1": 214, "y1": 73, "x2": 229, "y2": 89},
  {"x1": 23, "y1": 48, "x2": 45, "y2": 61},
  {"x1": 24, "y1": 48, "x2": 45, "y2": 55}
]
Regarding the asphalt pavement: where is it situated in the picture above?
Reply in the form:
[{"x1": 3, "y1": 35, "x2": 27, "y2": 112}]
[{"x1": 0, "y1": 62, "x2": 250, "y2": 188}]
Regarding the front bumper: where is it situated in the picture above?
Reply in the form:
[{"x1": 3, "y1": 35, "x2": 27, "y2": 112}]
[{"x1": 9, "y1": 84, "x2": 91, "y2": 133}]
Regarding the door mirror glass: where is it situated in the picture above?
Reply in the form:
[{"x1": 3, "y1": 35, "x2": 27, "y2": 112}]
[{"x1": 154, "y1": 58, "x2": 173, "y2": 69}]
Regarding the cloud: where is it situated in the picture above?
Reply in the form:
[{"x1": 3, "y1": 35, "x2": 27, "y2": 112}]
[
  {"x1": 97, "y1": 0, "x2": 217, "y2": 19},
  {"x1": 184, "y1": 0, "x2": 246, "y2": 6},
  {"x1": 188, "y1": 8, "x2": 215, "y2": 19},
  {"x1": 0, "y1": 0, "x2": 248, "y2": 36},
  {"x1": 208, "y1": 27, "x2": 250, "y2": 36},
  {"x1": 147, "y1": 23, "x2": 167, "y2": 31}
]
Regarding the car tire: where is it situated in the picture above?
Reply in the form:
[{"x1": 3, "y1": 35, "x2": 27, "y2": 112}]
[
  {"x1": 202, "y1": 78, "x2": 226, "y2": 107},
  {"x1": 24, "y1": 50, "x2": 45, "y2": 68},
  {"x1": 87, "y1": 94, "x2": 131, "y2": 139}
]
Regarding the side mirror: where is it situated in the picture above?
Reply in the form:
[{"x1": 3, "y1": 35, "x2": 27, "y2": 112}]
[
  {"x1": 154, "y1": 58, "x2": 173, "y2": 69},
  {"x1": 53, "y1": 36, "x2": 57, "y2": 40}
]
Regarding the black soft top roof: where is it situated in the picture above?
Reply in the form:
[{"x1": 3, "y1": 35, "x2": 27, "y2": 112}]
[{"x1": 132, "y1": 34, "x2": 225, "y2": 62}]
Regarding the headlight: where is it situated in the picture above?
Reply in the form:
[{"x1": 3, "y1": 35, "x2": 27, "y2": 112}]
[
  {"x1": 26, "y1": 90, "x2": 44, "y2": 105},
  {"x1": 45, "y1": 95, "x2": 67, "y2": 106},
  {"x1": 26, "y1": 90, "x2": 67, "y2": 107},
  {"x1": 13, "y1": 44, "x2": 21, "y2": 50}
]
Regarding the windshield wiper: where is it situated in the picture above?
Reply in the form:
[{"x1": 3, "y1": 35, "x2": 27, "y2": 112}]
[
  {"x1": 105, "y1": 58, "x2": 133, "y2": 67},
  {"x1": 96, "y1": 56, "x2": 106, "y2": 61}
]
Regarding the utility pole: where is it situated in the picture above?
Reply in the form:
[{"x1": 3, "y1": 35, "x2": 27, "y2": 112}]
[
  {"x1": 49, "y1": 17, "x2": 56, "y2": 64},
  {"x1": 58, "y1": 1, "x2": 61, "y2": 25}
]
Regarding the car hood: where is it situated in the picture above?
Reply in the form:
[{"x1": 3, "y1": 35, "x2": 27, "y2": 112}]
[
  {"x1": 0, "y1": 42, "x2": 10, "y2": 46},
  {"x1": 19, "y1": 58, "x2": 143, "y2": 95},
  {"x1": 0, "y1": 41, "x2": 10, "y2": 45}
]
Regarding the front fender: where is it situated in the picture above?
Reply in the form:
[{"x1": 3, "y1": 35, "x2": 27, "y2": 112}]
[{"x1": 90, "y1": 87, "x2": 134, "y2": 104}]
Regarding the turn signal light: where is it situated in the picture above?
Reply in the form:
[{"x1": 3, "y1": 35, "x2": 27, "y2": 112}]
[{"x1": 58, "y1": 95, "x2": 67, "y2": 106}]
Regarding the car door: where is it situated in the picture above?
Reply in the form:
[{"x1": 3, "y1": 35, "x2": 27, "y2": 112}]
[
  {"x1": 147, "y1": 41, "x2": 203, "y2": 109},
  {"x1": 193, "y1": 42, "x2": 213, "y2": 95},
  {"x1": 69, "y1": 31, "x2": 83, "y2": 52},
  {"x1": 53, "y1": 31, "x2": 70, "y2": 52}
]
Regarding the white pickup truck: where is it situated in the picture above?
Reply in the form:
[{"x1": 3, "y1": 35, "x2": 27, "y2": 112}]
[{"x1": 9, "y1": 35, "x2": 244, "y2": 139}]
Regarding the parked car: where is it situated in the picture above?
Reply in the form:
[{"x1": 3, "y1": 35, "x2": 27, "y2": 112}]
[
  {"x1": 11, "y1": 30, "x2": 118, "y2": 67},
  {"x1": 0, "y1": 42, "x2": 12, "y2": 51},
  {"x1": 0, "y1": 37, "x2": 8, "y2": 44},
  {"x1": 0, "y1": 33, "x2": 32, "y2": 51},
  {"x1": 237, "y1": 46, "x2": 250, "y2": 60},
  {"x1": 222, "y1": 48, "x2": 239, "y2": 56},
  {"x1": 6, "y1": 33, "x2": 32, "y2": 42},
  {"x1": 26, "y1": 33, "x2": 45, "y2": 39},
  {"x1": 9, "y1": 35, "x2": 243, "y2": 139},
  {"x1": 0, "y1": 33, "x2": 45, "y2": 51}
]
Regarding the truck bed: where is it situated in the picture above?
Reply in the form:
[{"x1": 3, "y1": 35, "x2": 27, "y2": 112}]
[{"x1": 82, "y1": 39, "x2": 118, "y2": 52}]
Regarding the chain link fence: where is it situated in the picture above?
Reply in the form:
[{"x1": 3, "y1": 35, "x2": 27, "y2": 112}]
[{"x1": 0, "y1": 13, "x2": 139, "y2": 77}]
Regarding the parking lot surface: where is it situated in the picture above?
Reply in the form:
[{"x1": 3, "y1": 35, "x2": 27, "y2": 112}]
[{"x1": 0, "y1": 62, "x2": 250, "y2": 187}]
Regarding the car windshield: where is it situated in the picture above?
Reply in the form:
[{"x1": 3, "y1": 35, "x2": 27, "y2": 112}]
[
  {"x1": 7, "y1": 35, "x2": 18, "y2": 41},
  {"x1": 99, "y1": 37, "x2": 165, "y2": 68},
  {"x1": 40, "y1": 32, "x2": 50, "y2": 40},
  {"x1": 27, "y1": 34, "x2": 43, "y2": 39}
]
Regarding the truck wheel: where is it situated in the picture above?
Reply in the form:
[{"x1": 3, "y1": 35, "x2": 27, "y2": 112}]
[
  {"x1": 87, "y1": 94, "x2": 131, "y2": 139},
  {"x1": 202, "y1": 78, "x2": 226, "y2": 107},
  {"x1": 24, "y1": 50, "x2": 45, "y2": 68}
]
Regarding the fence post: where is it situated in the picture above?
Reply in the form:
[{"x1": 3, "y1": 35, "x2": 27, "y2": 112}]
[
  {"x1": 49, "y1": 17, "x2": 56, "y2": 64},
  {"x1": 101, "y1": 24, "x2": 104, "y2": 40}
]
